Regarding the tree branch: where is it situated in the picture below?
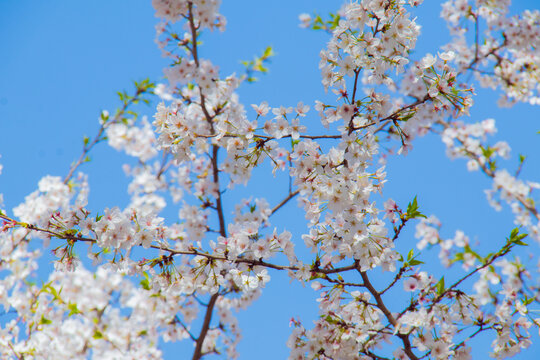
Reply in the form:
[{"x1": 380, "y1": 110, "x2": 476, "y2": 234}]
[
  {"x1": 359, "y1": 270, "x2": 419, "y2": 360},
  {"x1": 192, "y1": 293, "x2": 219, "y2": 360}
]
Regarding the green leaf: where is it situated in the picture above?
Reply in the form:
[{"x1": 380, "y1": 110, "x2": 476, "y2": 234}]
[
  {"x1": 436, "y1": 276, "x2": 445, "y2": 296},
  {"x1": 400, "y1": 111, "x2": 416, "y2": 122},
  {"x1": 523, "y1": 296, "x2": 534, "y2": 306},
  {"x1": 140, "y1": 272, "x2": 151, "y2": 290},
  {"x1": 510, "y1": 227, "x2": 519, "y2": 239},
  {"x1": 407, "y1": 249, "x2": 414, "y2": 261},
  {"x1": 324, "y1": 315, "x2": 337, "y2": 324},
  {"x1": 407, "y1": 196, "x2": 418, "y2": 213},
  {"x1": 46, "y1": 284, "x2": 61, "y2": 301},
  {"x1": 263, "y1": 46, "x2": 274, "y2": 58},
  {"x1": 406, "y1": 196, "x2": 427, "y2": 219},
  {"x1": 68, "y1": 303, "x2": 80, "y2": 316},
  {"x1": 508, "y1": 228, "x2": 528, "y2": 246},
  {"x1": 93, "y1": 330, "x2": 104, "y2": 339},
  {"x1": 39, "y1": 315, "x2": 52, "y2": 325},
  {"x1": 328, "y1": 13, "x2": 341, "y2": 29},
  {"x1": 481, "y1": 146, "x2": 494, "y2": 159},
  {"x1": 512, "y1": 234, "x2": 528, "y2": 246}
]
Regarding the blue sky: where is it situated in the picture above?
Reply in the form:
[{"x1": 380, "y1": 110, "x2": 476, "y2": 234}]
[{"x1": 1, "y1": 1, "x2": 539, "y2": 359}]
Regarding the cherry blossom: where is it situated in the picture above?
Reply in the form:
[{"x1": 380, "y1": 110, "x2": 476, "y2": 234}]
[{"x1": 1, "y1": 0, "x2": 539, "y2": 359}]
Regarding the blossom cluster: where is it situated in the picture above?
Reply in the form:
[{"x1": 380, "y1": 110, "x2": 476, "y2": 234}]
[
  {"x1": 1, "y1": 0, "x2": 539, "y2": 359},
  {"x1": 442, "y1": 118, "x2": 540, "y2": 242},
  {"x1": 442, "y1": 0, "x2": 540, "y2": 106}
]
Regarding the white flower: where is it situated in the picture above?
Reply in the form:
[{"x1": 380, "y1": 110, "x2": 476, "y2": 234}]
[
  {"x1": 438, "y1": 50, "x2": 456, "y2": 62},
  {"x1": 421, "y1": 53, "x2": 437, "y2": 69}
]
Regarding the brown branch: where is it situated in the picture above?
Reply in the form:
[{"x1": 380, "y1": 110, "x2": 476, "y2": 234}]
[
  {"x1": 359, "y1": 270, "x2": 419, "y2": 360},
  {"x1": 187, "y1": 2, "x2": 227, "y2": 240},
  {"x1": 192, "y1": 293, "x2": 219, "y2": 360},
  {"x1": 351, "y1": 68, "x2": 361, "y2": 105},
  {"x1": 392, "y1": 217, "x2": 408, "y2": 242},
  {"x1": 426, "y1": 245, "x2": 513, "y2": 314},
  {"x1": 473, "y1": 12, "x2": 479, "y2": 63},
  {"x1": 451, "y1": 323, "x2": 492, "y2": 354},
  {"x1": 2, "y1": 212, "x2": 362, "y2": 276},
  {"x1": 253, "y1": 133, "x2": 342, "y2": 140},
  {"x1": 211, "y1": 145, "x2": 227, "y2": 237},
  {"x1": 362, "y1": 351, "x2": 391, "y2": 360},
  {"x1": 187, "y1": 2, "x2": 200, "y2": 68},
  {"x1": 271, "y1": 190, "x2": 300, "y2": 215},
  {"x1": 322, "y1": 273, "x2": 366, "y2": 289},
  {"x1": 380, "y1": 266, "x2": 408, "y2": 295}
]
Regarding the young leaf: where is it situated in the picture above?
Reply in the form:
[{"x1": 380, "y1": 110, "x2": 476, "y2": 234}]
[
  {"x1": 68, "y1": 303, "x2": 80, "y2": 316},
  {"x1": 39, "y1": 315, "x2": 52, "y2": 325},
  {"x1": 406, "y1": 196, "x2": 427, "y2": 219},
  {"x1": 436, "y1": 276, "x2": 445, "y2": 296}
]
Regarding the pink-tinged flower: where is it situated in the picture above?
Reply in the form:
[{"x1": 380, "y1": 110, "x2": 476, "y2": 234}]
[
  {"x1": 78, "y1": 217, "x2": 94, "y2": 236},
  {"x1": 295, "y1": 101, "x2": 310, "y2": 116},
  {"x1": 274, "y1": 118, "x2": 290, "y2": 139},
  {"x1": 252, "y1": 101, "x2": 270, "y2": 116},
  {"x1": 430, "y1": 340, "x2": 451, "y2": 359},
  {"x1": 421, "y1": 53, "x2": 437, "y2": 69},
  {"x1": 403, "y1": 277, "x2": 419, "y2": 292},
  {"x1": 393, "y1": 348, "x2": 407, "y2": 360},
  {"x1": 311, "y1": 281, "x2": 323, "y2": 291},
  {"x1": 298, "y1": 13, "x2": 311, "y2": 28},
  {"x1": 338, "y1": 104, "x2": 355, "y2": 120},
  {"x1": 338, "y1": 56, "x2": 355, "y2": 77},
  {"x1": 453, "y1": 230, "x2": 468, "y2": 247},
  {"x1": 383, "y1": 198, "x2": 398, "y2": 222},
  {"x1": 438, "y1": 50, "x2": 455, "y2": 62},
  {"x1": 289, "y1": 118, "x2": 306, "y2": 140},
  {"x1": 272, "y1": 106, "x2": 293, "y2": 119}
]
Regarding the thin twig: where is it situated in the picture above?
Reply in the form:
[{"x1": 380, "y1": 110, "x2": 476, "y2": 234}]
[{"x1": 271, "y1": 190, "x2": 300, "y2": 215}]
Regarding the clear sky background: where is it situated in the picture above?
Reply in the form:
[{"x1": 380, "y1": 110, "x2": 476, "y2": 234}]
[{"x1": 1, "y1": 1, "x2": 539, "y2": 359}]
